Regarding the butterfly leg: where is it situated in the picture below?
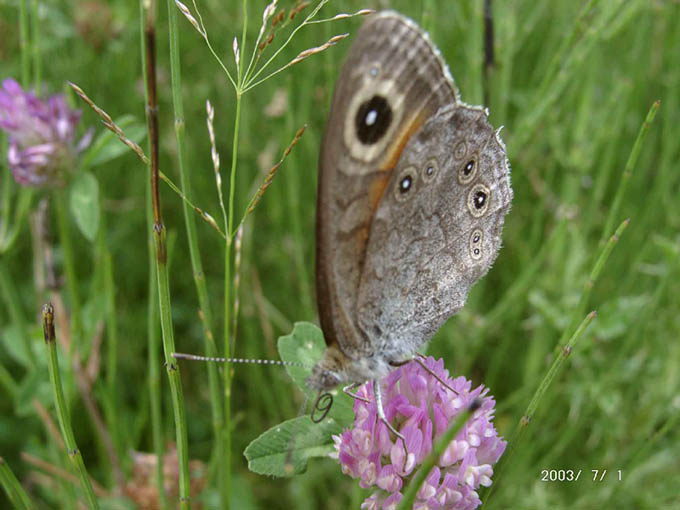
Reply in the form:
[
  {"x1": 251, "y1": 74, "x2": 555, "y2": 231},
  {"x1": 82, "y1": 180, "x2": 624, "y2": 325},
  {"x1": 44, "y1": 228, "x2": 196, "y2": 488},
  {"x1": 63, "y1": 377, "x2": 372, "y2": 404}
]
[
  {"x1": 373, "y1": 379, "x2": 409, "y2": 473},
  {"x1": 342, "y1": 382, "x2": 371, "y2": 403},
  {"x1": 391, "y1": 354, "x2": 460, "y2": 396}
]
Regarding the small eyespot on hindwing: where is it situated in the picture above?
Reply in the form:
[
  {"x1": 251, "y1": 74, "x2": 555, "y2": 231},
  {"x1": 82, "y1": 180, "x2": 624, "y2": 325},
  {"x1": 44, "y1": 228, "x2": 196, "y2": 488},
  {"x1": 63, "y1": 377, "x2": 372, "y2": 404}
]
[
  {"x1": 467, "y1": 183, "x2": 490, "y2": 217},
  {"x1": 454, "y1": 140, "x2": 467, "y2": 160},
  {"x1": 422, "y1": 158, "x2": 439, "y2": 183},
  {"x1": 394, "y1": 166, "x2": 417, "y2": 202},
  {"x1": 458, "y1": 157, "x2": 478, "y2": 185},
  {"x1": 469, "y1": 228, "x2": 483, "y2": 260}
]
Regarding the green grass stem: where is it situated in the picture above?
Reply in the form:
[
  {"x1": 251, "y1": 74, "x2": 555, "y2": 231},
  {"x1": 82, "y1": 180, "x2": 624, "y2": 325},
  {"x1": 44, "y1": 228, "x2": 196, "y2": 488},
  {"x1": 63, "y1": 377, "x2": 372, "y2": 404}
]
[
  {"x1": 142, "y1": 1, "x2": 191, "y2": 507},
  {"x1": 29, "y1": 0, "x2": 40, "y2": 88},
  {"x1": 41, "y1": 304, "x2": 99, "y2": 509},
  {"x1": 54, "y1": 190, "x2": 82, "y2": 350},
  {"x1": 0, "y1": 261, "x2": 37, "y2": 365},
  {"x1": 483, "y1": 310, "x2": 596, "y2": 503},
  {"x1": 166, "y1": 0, "x2": 225, "y2": 505},
  {"x1": 600, "y1": 101, "x2": 660, "y2": 246},
  {"x1": 18, "y1": 0, "x2": 30, "y2": 86},
  {"x1": 0, "y1": 456, "x2": 33, "y2": 510},
  {"x1": 139, "y1": 2, "x2": 167, "y2": 507}
]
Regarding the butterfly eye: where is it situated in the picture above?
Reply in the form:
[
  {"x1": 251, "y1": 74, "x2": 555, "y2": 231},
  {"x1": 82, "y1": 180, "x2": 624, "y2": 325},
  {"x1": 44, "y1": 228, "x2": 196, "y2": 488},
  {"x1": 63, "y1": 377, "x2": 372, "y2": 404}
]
[
  {"x1": 467, "y1": 183, "x2": 490, "y2": 217},
  {"x1": 458, "y1": 157, "x2": 477, "y2": 185},
  {"x1": 422, "y1": 158, "x2": 439, "y2": 183},
  {"x1": 394, "y1": 166, "x2": 417, "y2": 202},
  {"x1": 355, "y1": 95, "x2": 393, "y2": 145},
  {"x1": 469, "y1": 228, "x2": 483, "y2": 260}
]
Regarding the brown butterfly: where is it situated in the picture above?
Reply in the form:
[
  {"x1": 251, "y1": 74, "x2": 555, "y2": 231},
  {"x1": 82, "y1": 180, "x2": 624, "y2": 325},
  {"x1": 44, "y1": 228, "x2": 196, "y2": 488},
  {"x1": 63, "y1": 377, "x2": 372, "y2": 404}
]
[{"x1": 306, "y1": 11, "x2": 512, "y2": 440}]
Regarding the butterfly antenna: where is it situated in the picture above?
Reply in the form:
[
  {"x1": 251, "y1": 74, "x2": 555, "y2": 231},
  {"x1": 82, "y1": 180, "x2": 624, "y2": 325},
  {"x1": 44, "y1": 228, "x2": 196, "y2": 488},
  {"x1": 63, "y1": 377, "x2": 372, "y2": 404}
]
[{"x1": 172, "y1": 352, "x2": 308, "y2": 368}]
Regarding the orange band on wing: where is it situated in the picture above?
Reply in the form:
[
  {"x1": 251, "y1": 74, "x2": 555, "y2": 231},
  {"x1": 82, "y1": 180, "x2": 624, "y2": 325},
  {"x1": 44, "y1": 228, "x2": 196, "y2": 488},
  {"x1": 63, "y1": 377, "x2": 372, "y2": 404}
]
[
  {"x1": 379, "y1": 111, "x2": 428, "y2": 172},
  {"x1": 366, "y1": 111, "x2": 428, "y2": 216},
  {"x1": 354, "y1": 112, "x2": 429, "y2": 251}
]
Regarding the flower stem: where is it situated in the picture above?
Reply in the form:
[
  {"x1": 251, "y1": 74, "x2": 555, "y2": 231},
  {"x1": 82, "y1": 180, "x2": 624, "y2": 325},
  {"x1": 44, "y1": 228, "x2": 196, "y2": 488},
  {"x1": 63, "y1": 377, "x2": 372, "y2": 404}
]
[
  {"x1": 0, "y1": 455, "x2": 34, "y2": 510},
  {"x1": 166, "y1": 0, "x2": 225, "y2": 505},
  {"x1": 42, "y1": 304, "x2": 99, "y2": 509}
]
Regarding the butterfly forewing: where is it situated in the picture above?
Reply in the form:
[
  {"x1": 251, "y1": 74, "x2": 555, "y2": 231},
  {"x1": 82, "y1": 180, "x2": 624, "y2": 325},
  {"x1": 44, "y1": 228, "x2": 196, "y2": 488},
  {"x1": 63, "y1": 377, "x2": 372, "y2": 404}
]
[{"x1": 316, "y1": 12, "x2": 459, "y2": 361}]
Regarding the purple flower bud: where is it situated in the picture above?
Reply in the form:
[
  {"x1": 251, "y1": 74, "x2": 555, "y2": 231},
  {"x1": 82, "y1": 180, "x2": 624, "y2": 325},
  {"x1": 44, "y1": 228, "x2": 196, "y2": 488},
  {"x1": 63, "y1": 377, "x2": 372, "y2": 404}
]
[
  {"x1": 332, "y1": 357, "x2": 507, "y2": 510},
  {"x1": 0, "y1": 78, "x2": 92, "y2": 187}
]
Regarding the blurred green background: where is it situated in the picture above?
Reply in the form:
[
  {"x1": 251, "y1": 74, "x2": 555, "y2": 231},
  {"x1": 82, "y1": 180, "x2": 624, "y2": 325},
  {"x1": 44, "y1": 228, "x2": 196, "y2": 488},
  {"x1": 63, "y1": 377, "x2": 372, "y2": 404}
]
[{"x1": 1, "y1": 0, "x2": 679, "y2": 508}]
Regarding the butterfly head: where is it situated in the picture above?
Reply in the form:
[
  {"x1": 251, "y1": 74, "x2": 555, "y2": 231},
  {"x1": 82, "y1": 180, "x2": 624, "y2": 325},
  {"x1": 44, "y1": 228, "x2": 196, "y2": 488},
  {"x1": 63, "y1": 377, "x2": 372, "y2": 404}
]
[{"x1": 306, "y1": 345, "x2": 346, "y2": 391}]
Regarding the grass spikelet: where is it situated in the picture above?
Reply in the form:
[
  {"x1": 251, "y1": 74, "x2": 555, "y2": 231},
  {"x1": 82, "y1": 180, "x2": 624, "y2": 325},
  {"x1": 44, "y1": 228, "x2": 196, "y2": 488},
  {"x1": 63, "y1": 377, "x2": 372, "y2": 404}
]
[
  {"x1": 68, "y1": 82, "x2": 148, "y2": 164},
  {"x1": 242, "y1": 125, "x2": 306, "y2": 221},
  {"x1": 174, "y1": 0, "x2": 204, "y2": 36},
  {"x1": 288, "y1": 33, "x2": 348, "y2": 66}
]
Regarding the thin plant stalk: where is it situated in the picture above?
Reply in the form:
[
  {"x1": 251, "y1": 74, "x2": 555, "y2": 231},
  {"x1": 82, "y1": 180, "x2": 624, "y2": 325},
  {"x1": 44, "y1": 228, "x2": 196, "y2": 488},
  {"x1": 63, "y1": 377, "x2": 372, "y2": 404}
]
[
  {"x1": 0, "y1": 139, "x2": 10, "y2": 243},
  {"x1": 166, "y1": 0, "x2": 225, "y2": 504},
  {"x1": 0, "y1": 187, "x2": 34, "y2": 254},
  {"x1": 397, "y1": 403, "x2": 479, "y2": 510},
  {"x1": 139, "y1": 2, "x2": 167, "y2": 507},
  {"x1": 29, "y1": 0, "x2": 41, "y2": 88},
  {"x1": 221, "y1": 47, "x2": 241, "y2": 510},
  {"x1": 91, "y1": 218, "x2": 125, "y2": 487},
  {"x1": 102, "y1": 247, "x2": 122, "y2": 459},
  {"x1": 600, "y1": 100, "x2": 659, "y2": 246},
  {"x1": 142, "y1": 1, "x2": 191, "y2": 508},
  {"x1": 42, "y1": 304, "x2": 99, "y2": 509},
  {"x1": 483, "y1": 310, "x2": 596, "y2": 504},
  {"x1": 242, "y1": 0, "x2": 327, "y2": 88},
  {"x1": 0, "y1": 456, "x2": 34, "y2": 510},
  {"x1": 0, "y1": 363, "x2": 18, "y2": 398},
  {"x1": 147, "y1": 231, "x2": 166, "y2": 509},
  {"x1": 490, "y1": 219, "x2": 630, "y2": 498},
  {"x1": 219, "y1": 2, "x2": 249, "y2": 504},
  {"x1": 283, "y1": 93, "x2": 312, "y2": 312},
  {"x1": 560, "y1": 219, "x2": 631, "y2": 349},
  {"x1": 485, "y1": 221, "x2": 631, "y2": 503},
  {"x1": 0, "y1": 261, "x2": 37, "y2": 364},
  {"x1": 18, "y1": 0, "x2": 30, "y2": 85},
  {"x1": 54, "y1": 190, "x2": 82, "y2": 350}
]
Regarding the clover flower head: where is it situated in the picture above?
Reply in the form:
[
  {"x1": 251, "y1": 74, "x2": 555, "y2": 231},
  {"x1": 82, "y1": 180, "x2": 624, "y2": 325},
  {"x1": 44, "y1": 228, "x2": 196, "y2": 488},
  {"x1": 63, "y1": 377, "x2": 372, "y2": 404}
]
[
  {"x1": 332, "y1": 356, "x2": 506, "y2": 510},
  {"x1": 0, "y1": 78, "x2": 92, "y2": 187}
]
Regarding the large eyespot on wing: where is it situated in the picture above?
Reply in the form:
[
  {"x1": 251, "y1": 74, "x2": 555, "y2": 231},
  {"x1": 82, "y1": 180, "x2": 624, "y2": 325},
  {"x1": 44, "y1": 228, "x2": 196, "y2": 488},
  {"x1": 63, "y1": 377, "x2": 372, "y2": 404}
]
[{"x1": 342, "y1": 79, "x2": 406, "y2": 166}]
